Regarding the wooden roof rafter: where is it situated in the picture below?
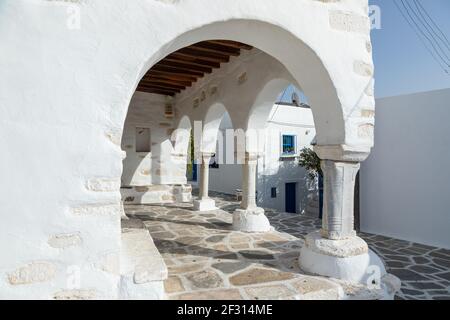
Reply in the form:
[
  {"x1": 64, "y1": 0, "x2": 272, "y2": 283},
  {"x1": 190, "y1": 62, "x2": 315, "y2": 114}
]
[{"x1": 137, "y1": 40, "x2": 253, "y2": 96}]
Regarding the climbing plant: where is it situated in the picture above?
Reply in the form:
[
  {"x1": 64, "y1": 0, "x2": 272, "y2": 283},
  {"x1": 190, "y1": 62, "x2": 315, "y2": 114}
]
[{"x1": 186, "y1": 133, "x2": 195, "y2": 178}]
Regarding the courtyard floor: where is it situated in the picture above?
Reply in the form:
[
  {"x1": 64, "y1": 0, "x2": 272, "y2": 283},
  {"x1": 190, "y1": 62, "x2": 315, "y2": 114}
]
[{"x1": 123, "y1": 192, "x2": 450, "y2": 300}]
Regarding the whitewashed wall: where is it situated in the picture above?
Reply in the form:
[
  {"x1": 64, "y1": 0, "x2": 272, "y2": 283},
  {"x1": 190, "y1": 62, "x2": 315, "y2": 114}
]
[
  {"x1": 121, "y1": 91, "x2": 186, "y2": 186},
  {"x1": 257, "y1": 106, "x2": 316, "y2": 213},
  {"x1": 361, "y1": 89, "x2": 450, "y2": 249},
  {"x1": 120, "y1": 91, "x2": 191, "y2": 205},
  {"x1": 209, "y1": 113, "x2": 243, "y2": 194},
  {"x1": 0, "y1": 0, "x2": 372, "y2": 299},
  {"x1": 208, "y1": 104, "x2": 316, "y2": 214}
]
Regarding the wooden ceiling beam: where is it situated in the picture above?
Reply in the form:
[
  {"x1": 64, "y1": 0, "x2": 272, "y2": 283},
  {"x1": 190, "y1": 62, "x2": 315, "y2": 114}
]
[
  {"x1": 166, "y1": 55, "x2": 221, "y2": 68},
  {"x1": 141, "y1": 77, "x2": 193, "y2": 88},
  {"x1": 137, "y1": 41, "x2": 252, "y2": 97},
  {"x1": 139, "y1": 84, "x2": 182, "y2": 93},
  {"x1": 144, "y1": 70, "x2": 197, "y2": 82},
  {"x1": 158, "y1": 59, "x2": 213, "y2": 74},
  {"x1": 190, "y1": 43, "x2": 241, "y2": 56},
  {"x1": 208, "y1": 40, "x2": 253, "y2": 50},
  {"x1": 136, "y1": 86, "x2": 177, "y2": 96},
  {"x1": 151, "y1": 64, "x2": 204, "y2": 77},
  {"x1": 177, "y1": 48, "x2": 230, "y2": 63},
  {"x1": 139, "y1": 80, "x2": 185, "y2": 91}
]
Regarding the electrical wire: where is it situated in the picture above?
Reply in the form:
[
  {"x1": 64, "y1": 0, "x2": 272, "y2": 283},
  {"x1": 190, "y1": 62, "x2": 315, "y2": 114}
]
[
  {"x1": 393, "y1": 0, "x2": 449, "y2": 74},
  {"x1": 404, "y1": 0, "x2": 450, "y2": 63},
  {"x1": 400, "y1": 0, "x2": 449, "y2": 66},
  {"x1": 414, "y1": 0, "x2": 450, "y2": 49}
]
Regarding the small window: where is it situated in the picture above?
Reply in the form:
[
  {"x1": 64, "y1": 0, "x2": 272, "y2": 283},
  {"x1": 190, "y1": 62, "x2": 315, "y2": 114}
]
[
  {"x1": 271, "y1": 187, "x2": 277, "y2": 198},
  {"x1": 136, "y1": 127, "x2": 151, "y2": 153},
  {"x1": 282, "y1": 135, "x2": 297, "y2": 156}
]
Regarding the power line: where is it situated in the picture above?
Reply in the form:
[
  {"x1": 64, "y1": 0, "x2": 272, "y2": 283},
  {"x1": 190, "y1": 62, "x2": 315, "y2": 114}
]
[
  {"x1": 393, "y1": 0, "x2": 449, "y2": 74},
  {"x1": 414, "y1": 0, "x2": 450, "y2": 54},
  {"x1": 414, "y1": 0, "x2": 450, "y2": 49},
  {"x1": 404, "y1": 0, "x2": 450, "y2": 63},
  {"x1": 411, "y1": 0, "x2": 450, "y2": 61},
  {"x1": 400, "y1": 0, "x2": 449, "y2": 66}
]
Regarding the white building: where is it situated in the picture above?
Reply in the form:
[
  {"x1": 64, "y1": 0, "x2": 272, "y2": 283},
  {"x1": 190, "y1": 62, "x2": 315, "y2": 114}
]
[
  {"x1": 1, "y1": 1, "x2": 388, "y2": 299},
  {"x1": 208, "y1": 98, "x2": 317, "y2": 215}
]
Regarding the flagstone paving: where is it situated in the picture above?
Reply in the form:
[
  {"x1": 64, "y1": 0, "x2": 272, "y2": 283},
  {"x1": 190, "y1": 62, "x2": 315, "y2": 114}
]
[{"x1": 123, "y1": 191, "x2": 450, "y2": 300}]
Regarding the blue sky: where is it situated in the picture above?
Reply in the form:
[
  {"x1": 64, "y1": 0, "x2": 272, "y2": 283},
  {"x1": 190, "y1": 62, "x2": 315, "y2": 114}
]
[
  {"x1": 370, "y1": 0, "x2": 450, "y2": 97},
  {"x1": 280, "y1": 0, "x2": 450, "y2": 102}
]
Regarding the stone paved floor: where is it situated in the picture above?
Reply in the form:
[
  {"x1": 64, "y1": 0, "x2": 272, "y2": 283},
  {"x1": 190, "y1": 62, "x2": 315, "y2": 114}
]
[{"x1": 124, "y1": 191, "x2": 450, "y2": 300}]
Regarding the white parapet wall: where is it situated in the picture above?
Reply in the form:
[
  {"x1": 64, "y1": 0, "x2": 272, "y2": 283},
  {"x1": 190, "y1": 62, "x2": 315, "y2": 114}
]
[{"x1": 361, "y1": 89, "x2": 450, "y2": 249}]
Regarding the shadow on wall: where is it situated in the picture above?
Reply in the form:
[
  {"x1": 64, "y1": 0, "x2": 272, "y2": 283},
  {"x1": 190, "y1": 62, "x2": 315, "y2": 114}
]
[
  {"x1": 121, "y1": 150, "x2": 148, "y2": 187},
  {"x1": 256, "y1": 159, "x2": 314, "y2": 214}
]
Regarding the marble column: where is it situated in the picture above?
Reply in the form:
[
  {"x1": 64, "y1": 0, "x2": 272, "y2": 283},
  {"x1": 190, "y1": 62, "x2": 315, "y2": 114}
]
[
  {"x1": 299, "y1": 154, "x2": 391, "y2": 288},
  {"x1": 232, "y1": 153, "x2": 271, "y2": 232},
  {"x1": 320, "y1": 160, "x2": 360, "y2": 240},
  {"x1": 193, "y1": 152, "x2": 217, "y2": 211}
]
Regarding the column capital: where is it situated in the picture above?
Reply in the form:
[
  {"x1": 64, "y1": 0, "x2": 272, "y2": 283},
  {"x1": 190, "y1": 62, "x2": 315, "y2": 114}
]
[
  {"x1": 314, "y1": 144, "x2": 371, "y2": 162},
  {"x1": 196, "y1": 152, "x2": 215, "y2": 163}
]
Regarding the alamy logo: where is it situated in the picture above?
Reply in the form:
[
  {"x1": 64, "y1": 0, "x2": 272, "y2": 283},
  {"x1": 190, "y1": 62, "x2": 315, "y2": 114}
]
[{"x1": 370, "y1": 5, "x2": 382, "y2": 30}]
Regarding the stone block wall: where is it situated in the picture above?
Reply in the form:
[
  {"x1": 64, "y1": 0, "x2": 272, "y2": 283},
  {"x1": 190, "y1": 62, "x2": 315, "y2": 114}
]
[{"x1": 121, "y1": 184, "x2": 192, "y2": 205}]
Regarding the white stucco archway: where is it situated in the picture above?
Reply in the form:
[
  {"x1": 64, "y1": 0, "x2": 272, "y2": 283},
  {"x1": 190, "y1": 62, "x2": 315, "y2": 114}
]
[
  {"x1": 201, "y1": 103, "x2": 231, "y2": 154},
  {"x1": 128, "y1": 19, "x2": 348, "y2": 148},
  {"x1": 172, "y1": 115, "x2": 192, "y2": 157},
  {"x1": 246, "y1": 79, "x2": 293, "y2": 132},
  {"x1": 0, "y1": 1, "x2": 376, "y2": 299}
]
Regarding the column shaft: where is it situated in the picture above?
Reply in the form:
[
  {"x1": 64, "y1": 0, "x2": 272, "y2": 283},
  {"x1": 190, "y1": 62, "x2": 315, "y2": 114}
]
[
  {"x1": 233, "y1": 152, "x2": 271, "y2": 232},
  {"x1": 199, "y1": 155, "x2": 211, "y2": 200},
  {"x1": 320, "y1": 160, "x2": 360, "y2": 240},
  {"x1": 240, "y1": 156, "x2": 258, "y2": 210}
]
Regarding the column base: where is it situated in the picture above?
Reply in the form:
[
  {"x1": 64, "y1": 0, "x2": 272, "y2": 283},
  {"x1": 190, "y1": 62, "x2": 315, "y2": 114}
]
[
  {"x1": 232, "y1": 207, "x2": 272, "y2": 233},
  {"x1": 299, "y1": 231, "x2": 401, "y2": 298},
  {"x1": 193, "y1": 198, "x2": 217, "y2": 211}
]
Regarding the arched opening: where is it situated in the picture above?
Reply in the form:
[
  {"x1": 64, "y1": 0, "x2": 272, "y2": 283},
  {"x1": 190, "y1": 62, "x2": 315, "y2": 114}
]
[
  {"x1": 118, "y1": 19, "x2": 378, "y2": 299},
  {"x1": 123, "y1": 20, "x2": 346, "y2": 147},
  {"x1": 1, "y1": 2, "x2": 388, "y2": 301},
  {"x1": 244, "y1": 83, "x2": 319, "y2": 216},
  {"x1": 118, "y1": 19, "x2": 347, "y2": 211}
]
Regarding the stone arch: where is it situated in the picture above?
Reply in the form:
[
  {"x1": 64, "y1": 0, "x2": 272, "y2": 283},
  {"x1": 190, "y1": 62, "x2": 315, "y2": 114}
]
[
  {"x1": 201, "y1": 103, "x2": 232, "y2": 154},
  {"x1": 246, "y1": 79, "x2": 293, "y2": 132},
  {"x1": 244, "y1": 78, "x2": 295, "y2": 154},
  {"x1": 129, "y1": 19, "x2": 348, "y2": 148},
  {"x1": 172, "y1": 115, "x2": 192, "y2": 157}
]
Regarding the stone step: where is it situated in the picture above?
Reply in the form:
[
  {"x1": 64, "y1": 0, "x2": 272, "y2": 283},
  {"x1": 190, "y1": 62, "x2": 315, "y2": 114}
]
[{"x1": 120, "y1": 229, "x2": 168, "y2": 299}]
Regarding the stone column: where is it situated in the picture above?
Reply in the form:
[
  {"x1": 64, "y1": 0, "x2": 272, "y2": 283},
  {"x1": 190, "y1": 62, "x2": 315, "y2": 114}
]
[
  {"x1": 193, "y1": 152, "x2": 217, "y2": 211},
  {"x1": 320, "y1": 160, "x2": 360, "y2": 240},
  {"x1": 233, "y1": 153, "x2": 271, "y2": 232},
  {"x1": 299, "y1": 149, "x2": 393, "y2": 289}
]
